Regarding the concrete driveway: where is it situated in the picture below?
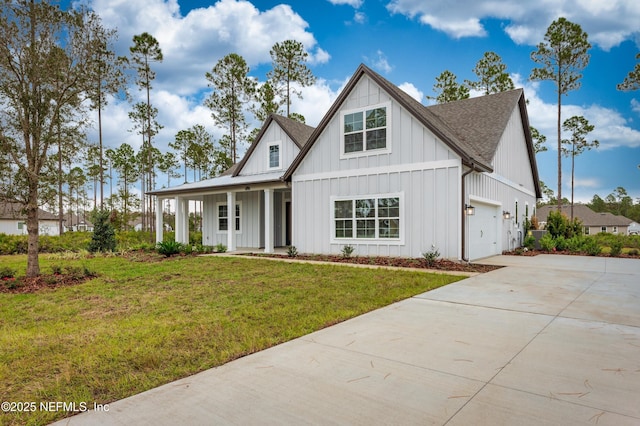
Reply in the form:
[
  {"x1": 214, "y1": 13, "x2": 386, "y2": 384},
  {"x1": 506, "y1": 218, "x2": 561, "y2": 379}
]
[{"x1": 52, "y1": 255, "x2": 640, "y2": 425}]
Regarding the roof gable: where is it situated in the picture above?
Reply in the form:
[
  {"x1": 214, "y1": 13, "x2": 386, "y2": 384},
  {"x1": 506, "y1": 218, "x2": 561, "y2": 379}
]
[
  {"x1": 285, "y1": 63, "x2": 540, "y2": 195},
  {"x1": 233, "y1": 114, "x2": 314, "y2": 177}
]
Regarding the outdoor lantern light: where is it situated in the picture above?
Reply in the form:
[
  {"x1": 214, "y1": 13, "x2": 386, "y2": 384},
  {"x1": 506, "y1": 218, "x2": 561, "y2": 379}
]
[
  {"x1": 503, "y1": 211, "x2": 511, "y2": 219},
  {"x1": 465, "y1": 204, "x2": 475, "y2": 215}
]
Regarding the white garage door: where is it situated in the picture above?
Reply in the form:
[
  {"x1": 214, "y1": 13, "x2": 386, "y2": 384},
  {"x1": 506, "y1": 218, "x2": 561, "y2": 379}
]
[{"x1": 469, "y1": 202, "x2": 499, "y2": 261}]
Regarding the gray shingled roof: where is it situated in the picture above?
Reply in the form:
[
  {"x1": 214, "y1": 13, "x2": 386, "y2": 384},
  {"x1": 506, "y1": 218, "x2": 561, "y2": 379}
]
[
  {"x1": 0, "y1": 202, "x2": 59, "y2": 220},
  {"x1": 427, "y1": 89, "x2": 524, "y2": 166},
  {"x1": 536, "y1": 204, "x2": 632, "y2": 227}
]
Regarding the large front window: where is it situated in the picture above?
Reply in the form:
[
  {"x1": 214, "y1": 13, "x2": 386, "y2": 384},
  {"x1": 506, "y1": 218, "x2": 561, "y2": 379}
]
[
  {"x1": 342, "y1": 104, "x2": 388, "y2": 155},
  {"x1": 333, "y1": 195, "x2": 401, "y2": 240}
]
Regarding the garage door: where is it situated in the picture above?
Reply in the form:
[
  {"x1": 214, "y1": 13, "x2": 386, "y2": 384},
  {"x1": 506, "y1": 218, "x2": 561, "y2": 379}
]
[{"x1": 468, "y1": 202, "x2": 499, "y2": 261}]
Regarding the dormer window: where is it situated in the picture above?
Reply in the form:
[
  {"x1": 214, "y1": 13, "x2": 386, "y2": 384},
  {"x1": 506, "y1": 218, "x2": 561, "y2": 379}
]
[
  {"x1": 341, "y1": 103, "x2": 390, "y2": 157},
  {"x1": 268, "y1": 141, "x2": 281, "y2": 170}
]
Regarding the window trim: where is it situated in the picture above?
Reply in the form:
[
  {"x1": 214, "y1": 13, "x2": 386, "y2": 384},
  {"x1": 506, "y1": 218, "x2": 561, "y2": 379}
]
[
  {"x1": 267, "y1": 141, "x2": 282, "y2": 170},
  {"x1": 330, "y1": 192, "x2": 404, "y2": 244},
  {"x1": 216, "y1": 201, "x2": 242, "y2": 234},
  {"x1": 339, "y1": 102, "x2": 391, "y2": 159}
]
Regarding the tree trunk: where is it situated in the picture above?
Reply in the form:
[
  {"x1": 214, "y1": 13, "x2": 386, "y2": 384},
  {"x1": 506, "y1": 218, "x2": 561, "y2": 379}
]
[
  {"x1": 556, "y1": 87, "x2": 562, "y2": 211},
  {"x1": 26, "y1": 185, "x2": 40, "y2": 277}
]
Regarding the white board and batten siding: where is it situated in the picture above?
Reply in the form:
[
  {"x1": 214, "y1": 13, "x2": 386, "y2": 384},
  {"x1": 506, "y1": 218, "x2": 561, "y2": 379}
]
[
  {"x1": 292, "y1": 75, "x2": 462, "y2": 259},
  {"x1": 466, "y1": 106, "x2": 538, "y2": 259},
  {"x1": 237, "y1": 121, "x2": 301, "y2": 176},
  {"x1": 202, "y1": 191, "x2": 262, "y2": 248}
]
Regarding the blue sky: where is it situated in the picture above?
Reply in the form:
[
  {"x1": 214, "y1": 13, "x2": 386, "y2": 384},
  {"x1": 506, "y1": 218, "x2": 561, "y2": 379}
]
[{"x1": 83, "y1": 0, "x2": 640, "y2": 203}]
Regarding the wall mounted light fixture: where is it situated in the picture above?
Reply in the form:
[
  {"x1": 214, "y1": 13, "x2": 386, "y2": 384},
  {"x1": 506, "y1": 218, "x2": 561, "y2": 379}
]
[
  {"x1": 465, "y1": 204, "x2": 475, "y2": 215},
  {"x1": 503, "y1": 211, "x2": 511, "y2": 220}
]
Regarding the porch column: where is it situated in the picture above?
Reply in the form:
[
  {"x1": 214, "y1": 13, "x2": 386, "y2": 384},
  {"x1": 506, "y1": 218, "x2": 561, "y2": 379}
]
[
  {"x1": 175, "y1": 196, "x2": 189, "y2": 244},
  {"x1": 226, "y1": 191, "x2": 236, "y2": 252},
  {"x1": 264, "y1": 188, "x2": 274, "y2": 254},
  {"x1": 155, "y1": 197, "x2": 163, "y2": 244}
]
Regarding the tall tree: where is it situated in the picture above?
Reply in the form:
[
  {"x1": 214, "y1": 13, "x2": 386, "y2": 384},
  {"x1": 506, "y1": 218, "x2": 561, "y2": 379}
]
[
  {"x1": 427, "y1": 70, "x2": 469, "y2": 104},
  {"x1": 86, "y1": 23, "x2": 128, "y2": 208},
  {"x1": 617, "y1": 53, "x2": 640, "y2": 91},
  {"x1": 249, "y1": 81, "x2": 282, "y2": 142},
  {"x1": 465, "y1": 51, "x2": 515, "y2": 95},
  {"x1": 268, "y1": 40, "x2": 316, "y2": 118},
  {"x1": 204, "y1": 53, "x2": 256, "y2": 163},
  {"x1": 561, "y1": 115, "x2": 599, "y2": 220},
  {"x1": 128, "y1": 32, "x2": 162, "y2": 234},
  {"x1": 110, "y1": 143, "x2": 139, "y2": 230},
  {"x1": 170, "y1": 129, "x2": 196, "y2": 183},
  {"x1": 0, "y1": 0, "x2": 108, "y2": 276},
  {"x1": 530, "y1": 17, "x2": 591, "y2": 211}
]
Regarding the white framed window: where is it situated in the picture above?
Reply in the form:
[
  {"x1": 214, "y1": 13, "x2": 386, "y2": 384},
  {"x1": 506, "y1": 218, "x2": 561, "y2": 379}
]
[
  {"x1": 601, "y1": 226, "x2": 607, "y2": 233},
  {"x1": 267, "y1": 141, "x2": 281, "y2": 170},
  {"x1": 17, "y1": 221, "x2": 25, "y2": 230},
  {"x1": 331, "y1": 193, "x2": 403, "y2": 243},
  {"x1": 584, "y1": 227, "x2": 590, "y2": 235},
  {"x1": 217, "y1": 202, "x2": 241, "y2": 233},
  {"x1": 613, "y1": 226, "x2": 618, "y2": 234},
  {"x1": 340, "y1": 102, "x2": 390, "y2": 158}
]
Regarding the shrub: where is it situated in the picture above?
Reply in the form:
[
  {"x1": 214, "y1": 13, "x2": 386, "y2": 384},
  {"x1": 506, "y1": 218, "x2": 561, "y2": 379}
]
[
  {"x1": 156, "y1": 240, "x2": 184, "y2": 257},
  {"x1": 584, "y1": 238, "x2": 602, "y2": 256},
  {"x1": 214, "y1": 243, "x2": 227, "y2": 253},
  {"x1": 421, "y1": 246, "x2": 440, "y2": 267},
  {"x1": 545, "y1": 211, "x2": 567, "y2": 239},
  {"x1": 554, "y1": 235, "x2": 567, "y2": 251},
  {"x1": 287, "y1": 245, "x2": 298, "y2": 258},
  {"x1": 565, "y1": 236, "x2": 584, "y2": 253},
  {"x1": 50, "y1": 265, "x2": 63, "y2": 275},
  {"x1": 628, "y1": 249, "x2": 639, "y2": 256},
  {"x1": 88, "y1": 209, "x2": 116, "y2": 253},
  {"x1": 539, "y1": 233, "x2": 556, "y2": 252},
  {"x1": 609, "y1": 240, "x2": 623, "y2": 257},
  {"x1": 0, "y1": 266, "x2": 16, "y2": 279},
  {"x1": 523, "y1": 235, "x2": 536, "y2": 250},
  {"x1": 341, "y1": 245, "x2": 355, "y2": 258}
]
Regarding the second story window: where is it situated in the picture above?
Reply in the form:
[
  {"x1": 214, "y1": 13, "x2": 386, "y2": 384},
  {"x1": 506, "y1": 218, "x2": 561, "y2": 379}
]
[
  {"x1": 268, "y1": 142, "x2": 281, "y2": 170},
  {"x1": 342, "y1": 103, "x2": 389, "y2": 156}
]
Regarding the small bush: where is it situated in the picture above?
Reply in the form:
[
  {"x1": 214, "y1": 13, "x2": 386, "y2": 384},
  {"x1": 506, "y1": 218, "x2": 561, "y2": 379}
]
[
  {"x1": 584, "y1": 238, "x2": 602, "y2": 256},
  {"x1": 545, "y1": 211, "x2": 567, "y2": 239},
  {"x1": 523, "y1": 235, "x2": 536, "y2": 250},
  {"x1": 609, "y1": 240, "x2": 623, "y2": 257},
  {"x1": 422, "y1": 246, "x2": 440, "y2": 267},
  {"x1": 156, "y1": 240, "x2": 184, "y2": 257},
  {"x1": 565, "y1": 236, "x2": 585, "y2": 253},
  {"x1": 88, "y1": 209, "x2": 116, "y2": 253},
  {"x1": 555, "y1": 235, "x2": 567, "y2": 251},
  {"x1": 287, "y1": 246, "x2": 298, "y2": 257},
  {"x1": 539, "y1": 233, "x2": 556, "y2": 252},
  {"x1": 50, "y1": 265, "x2": 63, "y2": 275},
  {"x1": 0, "y1": 266, "x2": 16, "y2": 279},
  {"x1": 341, "y1": 245, "x2": 355, "y2": 258},
  {"x1": 214, "y1": 243, "x2": 227, "y2": 253},
  {"x1": 628, "y1": 248, "x2": 639, "y2": 256}
]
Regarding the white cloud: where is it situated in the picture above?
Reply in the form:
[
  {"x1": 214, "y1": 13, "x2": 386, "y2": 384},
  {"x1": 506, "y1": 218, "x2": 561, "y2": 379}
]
[
  {"x1": 510, "y1": 74, "x2": 640, "y2": 151},
  {"x1": 89, "y1": 0, "x2": 320, "y2": 95},
  {"x1": 327, "y1": 0, "x2": 364, "y2": 7},
  {"x1": 354, "y1": 11, "x2": 366, "y2": 24},
  {"x1": 386, "y1": 0, "x2": 640, "y2": 50},
  {"x1": 632, "y1": 98, "x2": 640, "y2": 114},
  {"x1": 398, "y1": 82, "x2": 424, "y2": 102},
  {"x1": 310, "y1": 48, "x2": 331, "y2": 65},
  {"x1": 365, "y1": 50, "x2": 393, "y2": 74}
]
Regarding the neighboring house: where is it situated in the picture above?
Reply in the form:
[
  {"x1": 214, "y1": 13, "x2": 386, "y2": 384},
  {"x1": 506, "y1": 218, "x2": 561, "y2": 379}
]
[
  {"x1": 151, "y1": 64, "x2": 541, "y2": 261},
  {"x1": 629, "y1": 222, "x2": 640, "y2": 235},
  {"x1": 64, "y1": 214, "x2": 94, "y2": 232},
  {"x1": 536, "y1": 204, "x2": 633, "y2": 235},
  {"x1": 0, "y1": 202, "x2": 61, "y2": 236}
]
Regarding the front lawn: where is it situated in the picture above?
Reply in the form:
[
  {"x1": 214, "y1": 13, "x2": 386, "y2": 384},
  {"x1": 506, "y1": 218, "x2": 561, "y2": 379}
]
[{"x1": 0, "y1": 254, "x2": 463, "y2": 425}]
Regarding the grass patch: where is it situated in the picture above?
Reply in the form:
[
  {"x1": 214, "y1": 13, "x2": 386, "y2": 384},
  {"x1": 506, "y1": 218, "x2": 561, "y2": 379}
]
[{"x1": 0, "y1": 254, "x2": 463, "y2": 425}]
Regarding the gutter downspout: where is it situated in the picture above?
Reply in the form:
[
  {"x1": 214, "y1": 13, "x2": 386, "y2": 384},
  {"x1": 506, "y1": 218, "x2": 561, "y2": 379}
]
[{"x1": 461, "y1": 163, "x2": 476, "y2": 262}]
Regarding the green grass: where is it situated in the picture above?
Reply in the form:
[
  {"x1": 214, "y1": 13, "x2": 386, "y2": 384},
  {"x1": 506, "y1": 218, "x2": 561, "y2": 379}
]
[{"x1": 0, "y1": 254, "x2": 463, "y2": 425}]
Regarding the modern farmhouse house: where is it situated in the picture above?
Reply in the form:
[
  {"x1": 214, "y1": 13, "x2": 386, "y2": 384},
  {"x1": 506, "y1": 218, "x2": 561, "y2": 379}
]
[{"x1": 151, "y1": 64, "x2": 541, "y2": 261}]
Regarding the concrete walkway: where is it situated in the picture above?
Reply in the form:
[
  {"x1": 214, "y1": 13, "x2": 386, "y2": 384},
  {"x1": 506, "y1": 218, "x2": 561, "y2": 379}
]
[{"x1": 52, "y1": 255, "x2": 640, "y2": 425}]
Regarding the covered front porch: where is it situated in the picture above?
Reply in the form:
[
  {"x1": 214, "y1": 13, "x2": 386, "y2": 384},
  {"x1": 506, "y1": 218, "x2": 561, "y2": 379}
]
[{"x1": 155, "y1": 181, "x2": 291, "y2": 254}]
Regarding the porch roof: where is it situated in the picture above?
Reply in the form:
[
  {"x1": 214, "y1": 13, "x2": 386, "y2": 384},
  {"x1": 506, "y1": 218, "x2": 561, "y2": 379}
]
[{"x1": 148, "y1": 171, "x2": 286, "y2": 198}]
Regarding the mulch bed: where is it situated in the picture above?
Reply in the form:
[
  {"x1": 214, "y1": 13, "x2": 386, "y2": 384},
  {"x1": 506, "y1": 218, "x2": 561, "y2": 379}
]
[
  {"x1": 0, "y1": 273, "x2": 95, "y2": 294},
  {"x1": 242, "y1": 253, "x2": 502, "y2": 273}
]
